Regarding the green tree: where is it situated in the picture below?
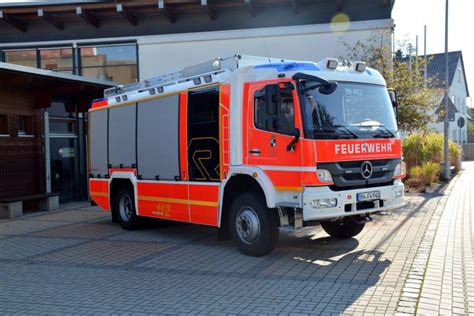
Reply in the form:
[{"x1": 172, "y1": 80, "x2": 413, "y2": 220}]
[
  {"x1": 341, "y1": 35, "x2": 441, "y2": 132},
  {"x1": 468, "y1": 107, "x2": 474, "y2": 137},
  {"x1": 468, "y1": 120, "x2": 474, "y2": 136}
]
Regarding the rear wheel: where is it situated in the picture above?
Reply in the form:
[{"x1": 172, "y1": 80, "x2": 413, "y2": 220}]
[
  {"x1": 229, "y1": 193, "x2": 279, "y2": 257},
  {"x1": 114, "y1": 186, "x2": 141, "y2": 230},
  {"x1": 321, "y1": 217, "x2": 365, "y2": 239}
]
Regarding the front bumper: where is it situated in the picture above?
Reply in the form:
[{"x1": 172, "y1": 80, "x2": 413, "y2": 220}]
[{"x1": 302, "y1": 180, "x2": 405, "y2": 221}]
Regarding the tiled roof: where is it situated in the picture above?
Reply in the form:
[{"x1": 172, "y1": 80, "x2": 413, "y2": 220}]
[{"x1": 426, "y1": 51, "x2": 469, "y2": 97}]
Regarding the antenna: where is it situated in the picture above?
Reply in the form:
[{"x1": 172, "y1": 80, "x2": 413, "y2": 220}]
[
  {"x1": 262, "y1": 38, "x2": 271, "y2": 63},
  {"x1": 424, "y1": 25, "x2": 427, "y2": 88}
]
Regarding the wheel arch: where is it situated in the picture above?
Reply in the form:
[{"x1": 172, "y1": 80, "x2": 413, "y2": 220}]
[
  {"x1": 109, "y1": 172, "x2": 139, "y2": 216},
  {"x1": 219, "y1": 166, "x2": 280, "y2": 228}
]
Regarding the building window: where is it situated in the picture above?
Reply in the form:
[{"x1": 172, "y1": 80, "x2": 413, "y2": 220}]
[
  {"x1": 50, "y1": 117, "x2": 77, "y2": 135},
  {"x1": 2, "y1": 42, "x2": 138, "y2": 84},
  {"x1": 4, "y1": 49, "x2": 37, "y2": 68},
  {"x1": 79, "y1": 44, "x2": 137, "y2": 84},
  {"x1": 0, "y1": 114, "x2": 8, "y2": 136},
  {"x1": 39, "y1": 48, "x2": 73, "y2": 74},
  {"x1": 18, "y1": 115, "x2": 33, "y2": 136}
]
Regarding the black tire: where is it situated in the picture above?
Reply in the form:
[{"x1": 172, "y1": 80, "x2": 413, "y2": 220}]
[
  {"x1": 229, "y1": 192, "x2": 279, "y2": 257},
  {"x1": 321, "y1": 217, "x2": 365, "y2": 239},
  {"x1": 113, "y1": 186, "x2": 141, "y2": 230}
]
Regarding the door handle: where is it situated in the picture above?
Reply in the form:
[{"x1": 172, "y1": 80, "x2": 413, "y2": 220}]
[{"x1": 249, "y1": 148, "x2": 261, "y2": 156}]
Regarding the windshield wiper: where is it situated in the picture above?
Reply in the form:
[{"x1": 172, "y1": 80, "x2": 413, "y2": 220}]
[
  {"x1": 372, "y1": 125, "x2": 397, "y2": 138},
  {"x1": 349, "y1": 123, "x2": 397, "y2": 138},
  {"x1": 315, "y1": 125, "x2": 358, "y2": 139}
]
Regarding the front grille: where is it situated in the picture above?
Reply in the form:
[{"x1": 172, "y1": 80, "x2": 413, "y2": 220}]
[{"x1": 318, "y1": 158, "x2": 400, "y2": 190}]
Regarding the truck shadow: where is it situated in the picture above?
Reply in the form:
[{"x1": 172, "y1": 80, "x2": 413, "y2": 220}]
[
  {"x1": 266, "y1": 235, "x2": 391, "y2": 313},
  {"x1": 110, "y1": 220, "x2": 391, "y2": 313}
]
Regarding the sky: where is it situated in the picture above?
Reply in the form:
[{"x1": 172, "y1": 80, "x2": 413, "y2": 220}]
[{"x1": 392, "y1": 0, "x2": 473, "y2": 105}]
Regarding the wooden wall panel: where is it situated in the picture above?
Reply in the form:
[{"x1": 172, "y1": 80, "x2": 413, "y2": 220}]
[{"x1": 0, "y1": 89, "x2": 45, "y2": 199}]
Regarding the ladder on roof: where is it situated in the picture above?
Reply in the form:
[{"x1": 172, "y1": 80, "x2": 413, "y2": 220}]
[{"x1": 104, "y1": 54, "x2": 287, "y2": 98}]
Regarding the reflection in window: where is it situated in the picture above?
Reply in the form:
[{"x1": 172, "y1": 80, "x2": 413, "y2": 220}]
[
  {"x1": 4, "y1": 49, "x2": 37, "y2": 68},
  {"x1": 79, "y1": 44, "x2": 137, "y2": 83},
  {"x1": 254, "y1": 87, "x2": 295, "y2": 135},
  {"x1": 50, "y1": 118, "x2": 76, "y2": 134},
  {"x1": 40, "y1": 48, "x2": 73, "y2": 73},
  {"x1": 81, "y1": 65, "x2": 137, "y2": 84}
]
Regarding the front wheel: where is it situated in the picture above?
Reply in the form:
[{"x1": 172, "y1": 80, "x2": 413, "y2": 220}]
[
  {"x1": 114, "y1": 186, "x2": 141, "y2": 230},
  {"x1": 321, "y1": 217, "x2": 365, "y2": 239},
  {"x1": 229, "y1": 193, "x2": 279, "y2": 257}
]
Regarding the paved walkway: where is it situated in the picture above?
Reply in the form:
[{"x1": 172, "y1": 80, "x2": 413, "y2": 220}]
[
  {"x1": 0, "y1": 163, "x2": 472, "y2": 315},
  {"x1": 413, "y1": 162, "x2": 473, "y2": 314}
]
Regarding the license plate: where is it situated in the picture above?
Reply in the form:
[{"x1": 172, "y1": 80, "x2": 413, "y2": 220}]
[{"x1": 357, "y1": 191, "x2": 380, "y2": 202}]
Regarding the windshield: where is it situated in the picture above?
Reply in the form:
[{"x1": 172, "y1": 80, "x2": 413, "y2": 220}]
[{"x1": 300, "y1": 81, "x2": 398, "y2": 139}]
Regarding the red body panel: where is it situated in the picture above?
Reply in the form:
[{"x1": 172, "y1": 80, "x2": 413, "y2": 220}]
[
  {"x1": 109, "y1": 168, "x2": 137, "y2": 176},
  {"x1": 243, "y1": 79, "x2": 304, "y2": 190},
  {"x1": 220, "y1": 84, "x2": 231, "y2": 180},
  {"x1": 137, "y1": 182, "x2": 189, "y2": 222},
  {"x1": 89, "y1": 179, "x2": 110, "y2": 211},
  {"x1": 135, "y1": 181, "x2": 219, "y2": 226},
  {"x1": 179, "y1": 92, "x2": 189, "y2": 181},
  {"x1": 91, "y1": 99, "x2": 108, "y2": 110},
  {"x1": 189, "y1": 184, "x2": 219, "y2": 226}
]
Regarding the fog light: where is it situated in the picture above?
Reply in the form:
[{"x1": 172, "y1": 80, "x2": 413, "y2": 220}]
[
  {"x1": 310, "y1": 198, "x2": 337, "y2": 209},
  {"x1": 394, "y1": 188, "x2": 403, "y2": 198}
]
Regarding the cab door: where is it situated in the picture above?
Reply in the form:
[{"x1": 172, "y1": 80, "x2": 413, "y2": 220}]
[{"x1": 244, "y1": 80, "x2": 304, "y2": 192}]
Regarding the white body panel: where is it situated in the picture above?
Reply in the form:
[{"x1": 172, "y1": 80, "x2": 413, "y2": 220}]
[{"x1": 302, "y1": 181, "x2": 405, "y2": 221}]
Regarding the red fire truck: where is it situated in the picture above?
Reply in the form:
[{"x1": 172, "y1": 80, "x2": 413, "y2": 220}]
[{"x1": 89, "y1": 55, "x2": 405, "y2": 256}]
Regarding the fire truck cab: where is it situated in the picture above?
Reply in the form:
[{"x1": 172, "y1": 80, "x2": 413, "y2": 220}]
[{"x1": 89, "y1": 55, "x2": 405, "y2": 256}]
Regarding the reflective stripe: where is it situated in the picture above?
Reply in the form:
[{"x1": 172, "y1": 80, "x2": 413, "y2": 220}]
[
  {"x1": 257, "y1": 165, "x2": 316, "y2": 172},
  {"x1": 275, "y1": 186, "x2": 303, "y2": 192},
  {"x1": 90, "y1": 191, "x2": 108, "y2": 197},
  {"x1": 138, "y1": 195, "x2": 218, "y2": 207}
]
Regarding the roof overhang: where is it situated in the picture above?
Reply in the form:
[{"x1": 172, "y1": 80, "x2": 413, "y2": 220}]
[{"x1": 0, "y1": 62, "x2": 113, "y2": 111}]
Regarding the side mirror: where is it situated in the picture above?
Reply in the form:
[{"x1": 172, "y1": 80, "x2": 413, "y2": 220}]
[
  {"x1": 265, "y1": 84, "x2": 279, "y2": 115},
  {"x1": 388, "y1": 89, "x2": 398, "y2": 107},
  {"x1": 388, "y1": 88, "x2": 399, "y2": 122},
  {"x1": 287, "y1": 128, "x2": 301, "y2": 151}
]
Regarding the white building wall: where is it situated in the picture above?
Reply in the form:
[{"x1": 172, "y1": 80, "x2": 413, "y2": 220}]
[
  {"x1": 137, "y1": 19, "x2": 393, "y2": 80},
  {"x1": 429, "y1": 59, "x2": 469, "y2": 144}
]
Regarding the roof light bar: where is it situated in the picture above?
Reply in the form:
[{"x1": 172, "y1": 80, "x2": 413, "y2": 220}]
[
  {"x1": 355, "y1": 61, "x2": 367, "y2": 72},
  {"x1": 326, "y1": 58, "x2": 338, "y2": 70}
]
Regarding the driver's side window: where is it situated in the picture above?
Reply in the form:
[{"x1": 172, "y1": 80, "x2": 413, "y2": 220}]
[{"x1": 254, "y1": 85, "x2": 295, "y2": 135}]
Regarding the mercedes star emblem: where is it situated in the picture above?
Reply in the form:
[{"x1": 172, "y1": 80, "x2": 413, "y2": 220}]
[{"x1": 361, "y1": 161, "x2": 373, "y2": 179}]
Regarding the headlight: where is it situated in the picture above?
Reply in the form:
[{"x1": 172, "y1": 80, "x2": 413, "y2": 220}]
[
  {"x1": 394, "y1": 161, "x2": 406, "y2": 178},
  {"x1": 317, "y1": 169, "x2": 333, "y2": 182},
  {"x1": 310, "y1": 198, "x2": 337, "y2": 209}
]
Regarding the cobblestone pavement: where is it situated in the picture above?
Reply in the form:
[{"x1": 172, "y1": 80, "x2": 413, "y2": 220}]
[
  {"x1": 0, "y1": 164, "x2": 471, "y2": 315},
  {"x1": 401, "y1": 161, "x2": 473, "y2": 315}
]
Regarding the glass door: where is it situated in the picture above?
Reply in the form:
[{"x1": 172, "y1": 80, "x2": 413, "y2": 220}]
[
  {"x1": 48, "y1": 101, "x2": 84, "y2": 203},
  {"x1": 50, "y1": 137, "x2": 78, "y2": 203}
]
